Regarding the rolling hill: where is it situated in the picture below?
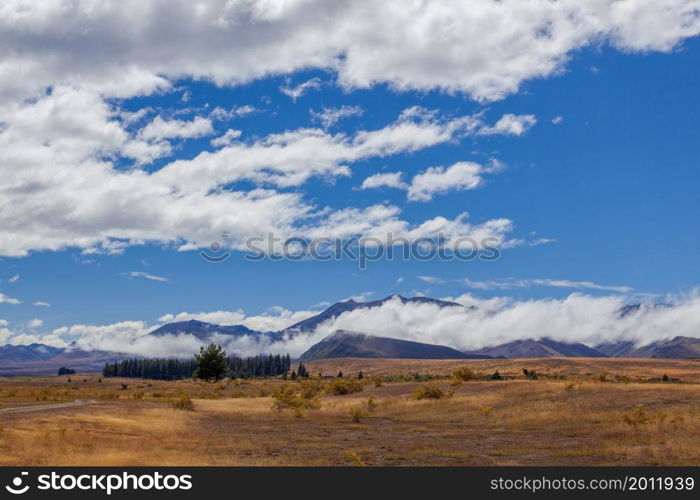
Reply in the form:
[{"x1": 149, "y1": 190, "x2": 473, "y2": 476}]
[
  {"x1": 468, "y1": 339, "x2": 607, "y2": 358},
  {"x1": 298, "y1": 330, "x2": 484, "y2": 361}
]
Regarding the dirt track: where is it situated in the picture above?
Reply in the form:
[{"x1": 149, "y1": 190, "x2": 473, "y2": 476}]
[{"x1": 0, "y1": 399, "x2": 97, "y2": 414}]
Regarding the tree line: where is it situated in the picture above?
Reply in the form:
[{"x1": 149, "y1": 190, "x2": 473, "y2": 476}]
[{"x1": 102, "y1": 352, "x2": 291, "y2": 380}]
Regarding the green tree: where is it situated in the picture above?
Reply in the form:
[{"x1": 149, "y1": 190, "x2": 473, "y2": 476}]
[{"x1": 193, "y1": 343, "x2": 228, "y2": 381}]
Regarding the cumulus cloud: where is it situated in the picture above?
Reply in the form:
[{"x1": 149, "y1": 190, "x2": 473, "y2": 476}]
[
  {"x1": 360, "y1": 172, "x2": 407, "y2": 190},
  {"x1": 138, "y1": 116, "x2": 214, "y2": 141},
  {"x1": 210, "y1": 129, "x2": 242, "y2": 148},
  {"x1": 407, "y1": 162, "x2": 491, "y2": 201},
  {"x1": 7, "y1": 274, "x2": 19, "y2": 283},
  {"x1": 0, "y1": 293, "x2": 21, "y2": 305},
  {"x1": 27, "y1": 318, "x2": 43, "y2": 328},
  {"x1": 0, "y1": 101, "x2": 515, "y2": 257},
  {"x1": 361, "y1": 159, "x2": 504, "y2": 201},
  {"x1": 0, "y1": 1, "x2": 697, "y2": 103},
  {"x1": 477, "y1": 114, "x2": 537, "y2": 136}
]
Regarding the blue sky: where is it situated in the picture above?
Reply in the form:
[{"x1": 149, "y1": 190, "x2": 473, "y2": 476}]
[{"x1": 0, "y1": 1, "x2": 699, "y2": 350}]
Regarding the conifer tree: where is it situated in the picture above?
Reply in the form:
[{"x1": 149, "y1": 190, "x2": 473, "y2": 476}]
[{"x1": 194, "y1": 343, "x2": 228, "y2": 381}]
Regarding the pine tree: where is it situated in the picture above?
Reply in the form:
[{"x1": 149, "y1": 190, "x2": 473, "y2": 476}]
[
  {"x1": 357, "y1": 370, "x2": 364, "y2": 380},
  {"x1": 194, "y1": 343, "x2": 228, "y2": 381},
  {"x1": 337, "y1": 370, "x2": 344, "y2": 378}
]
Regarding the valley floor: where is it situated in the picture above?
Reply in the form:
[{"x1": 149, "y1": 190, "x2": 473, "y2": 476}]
[{"x1": 1, "y1": 357, "x2": 700, "y2": 466}]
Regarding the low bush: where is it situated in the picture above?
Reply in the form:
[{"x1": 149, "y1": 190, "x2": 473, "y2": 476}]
[
  {"x1": 349, "y1": 406, "x2": 368, "y2": 423},
  {"x1": 414, "y1": 383, "x2": 449, "y2": 400},
  {"x1": 272, "y1": 384, "x2": 321, "y2": 414},
  {"x1": 170, "y1": 393, "x2": 194, "y2": 411},
  {"x1": 326, "y1": 378, "x2": 364, "y2": 396},
  {"x1": 453, "y1": 367, "x2": 481, "y2": 381}
]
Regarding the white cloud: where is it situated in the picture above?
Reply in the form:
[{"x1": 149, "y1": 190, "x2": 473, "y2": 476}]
[
  {"x1": 477, "y1": 114, "x2": 537, "y2": 136},
  {"x1": 417, "y1": 276, "x2": 447, "y2": 285},
  {"x1": 0, "y1": 1, "x2": 697, "y2": 104},
  {"x1": 362, "y1": 159, "x2": 503, "y2": 202},
  {"x1": 0, "y1": 102, "x2": 514, "y2": 257},
  {"x1": 280, "y1": 77, "x2": 322, "y2": 101},
  {"x1": 27, "y1": 318, "x2": 43, "y2": 328},
  {"x1": 210, "y1": 129, "x2": 242, "y2": 148},
  {"x1": 311, "y1": 105, "x2": 364, "y2": 128},
  {"x1": 139, "y1": 116, "x2": 214, "y2": 141},
  {"x1": 8, "y1": 274, "x2": 19, "y2": 283},
  {"x1": 0, "y1": 293, "x2": 21, "y2": 305},
  {"x1": 33, "y1": 301, "x2": 51, "y2": 307},
  {"x1": 360, "y1": 172, "x2": 407, "y2": 190},
  {"x1": 293, "y1": 292, "x2": 700, "y2": 352},
  {"x1": 551, "y1": 116, "x2": 563, "y2": 125},
  {"x1": 125, "y1": 271, "x2": 170, "y2": 282},
  {"x1": 210, "y1": 105, "x2": 257, "y2": 120},
  {"x1": 458, "y1": 277, "x2": 634, "y2": 293},
  {"x1": 407, "y1": 161, "x2": 490, "y2": 201},
  {"x1": 158, "y1": 306, "x2": 322, "y2": 332},
  {"x1": 0, "y1": 319, "x2": 8, "y2": 326}
]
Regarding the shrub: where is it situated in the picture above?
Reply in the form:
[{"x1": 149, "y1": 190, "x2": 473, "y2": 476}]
[
  {"x1": 365, "y1": 395, "x2": 377, "y2": 413},
  {"x1": 480, "y1": 405, "x2": 493, "y2": 417},
  {"x1": 490, "y1": 371, "x2": 503, "y2": 380},
  {"x1": 57, "y1": 367, "x2": 76, "y2": 376},
  {"x1": 326, "y1": 378, "x2": 364, "y2": 396},
  {"x1": 371, "y1": 376, "x2": 383, "y2": 388},
  {"x1": 523, "y1": 368, "x2": 538, "y2": 380},
  {"x1": 453, "y1": 366, "x2": 481, "y2": 381},
  {"x1": 623, "y1": 405, "x2": 649, "y2": 429},
  {"x1": 272, "y1": 384, "x2": 321, "y2": 413},
  {"x1": 414, "y1": 383, "x2": 448, "y2": 400},
  {"x1": 131, "y1": 390, "x2": 145, "y2": 400},
  {"x1": 349, "y1": 406, "x2": 368, "y2": 423},
  {"x1": 170, "y1": 393, "x2": 194, "y2": 411},
  {"x1": 299, "y1": 380, "x2": 323, "y2": 399}
]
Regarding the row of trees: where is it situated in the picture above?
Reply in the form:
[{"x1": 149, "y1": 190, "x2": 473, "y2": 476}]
[{"x1": 102, "y1": 347, "x2": 291, "y2": 381}]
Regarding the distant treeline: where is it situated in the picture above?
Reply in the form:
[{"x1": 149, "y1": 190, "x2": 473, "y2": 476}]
[{"x1": 102, "y1": 354, "x2": 291, "y2": 380}]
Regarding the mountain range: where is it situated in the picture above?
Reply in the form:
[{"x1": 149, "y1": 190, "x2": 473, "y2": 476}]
[{"x1": 1, "y1": 295, "x2": 699, "y2": 374}]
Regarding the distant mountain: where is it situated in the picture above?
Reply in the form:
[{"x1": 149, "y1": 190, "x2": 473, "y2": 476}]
[
  {"x1": 596, "y1": 336, "x2": 700, "y2": 358},
  {"x1": 298, "y1": 330, "x2": 483, "y2": 362},
  {"x1": 149, "y1": 319, "x2": 266, "y2": 341},
  {"x1": 0, "y1": 343, "x2": 64, "y2": 362},
  {"x1": 0, "y1": 343, "x2": 132, "y2": 375},
  {"x1": 468, "y1": 338, "x2": 607, "y2": 358},
  {"x1": 282, "y1": 295, "x2": 464, "y2": 335}
]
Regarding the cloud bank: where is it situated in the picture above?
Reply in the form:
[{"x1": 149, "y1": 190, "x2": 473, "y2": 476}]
[{"x1": 9, "y1": 291, "x2": 700, "y2": 358}]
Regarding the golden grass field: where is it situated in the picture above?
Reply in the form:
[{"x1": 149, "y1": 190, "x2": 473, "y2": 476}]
[{"x1": 2, "y1": 357, "x2": 700, "y2": 466}]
